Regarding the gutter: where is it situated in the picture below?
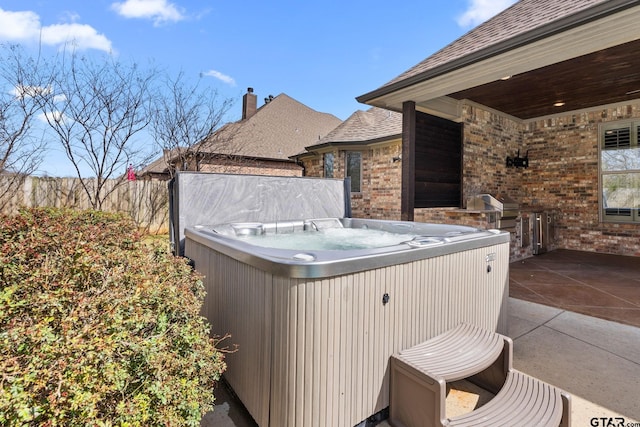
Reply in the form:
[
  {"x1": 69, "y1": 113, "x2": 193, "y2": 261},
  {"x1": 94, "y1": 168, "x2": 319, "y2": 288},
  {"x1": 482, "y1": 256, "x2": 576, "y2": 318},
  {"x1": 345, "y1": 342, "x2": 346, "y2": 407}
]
[
  {"x1": 301, "y1": 135, "x2": 403, "y2": 153},
  {"x1": 356, "y1": 0, "x2": 640, "y2": 104}
]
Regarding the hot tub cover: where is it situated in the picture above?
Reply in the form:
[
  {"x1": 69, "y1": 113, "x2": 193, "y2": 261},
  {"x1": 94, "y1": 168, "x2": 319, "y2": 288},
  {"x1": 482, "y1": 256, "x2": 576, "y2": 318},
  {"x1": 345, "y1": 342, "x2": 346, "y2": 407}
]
[{"x1": 169, "y1": 172, "x2": 351, "y2": 255}]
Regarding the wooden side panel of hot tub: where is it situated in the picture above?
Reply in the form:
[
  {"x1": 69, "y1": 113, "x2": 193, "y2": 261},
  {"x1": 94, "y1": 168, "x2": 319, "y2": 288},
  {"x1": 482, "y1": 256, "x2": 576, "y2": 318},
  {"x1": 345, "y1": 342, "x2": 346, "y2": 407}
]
[{"x1": 186, "y1": 238, "x2": 509, "y2": 427}]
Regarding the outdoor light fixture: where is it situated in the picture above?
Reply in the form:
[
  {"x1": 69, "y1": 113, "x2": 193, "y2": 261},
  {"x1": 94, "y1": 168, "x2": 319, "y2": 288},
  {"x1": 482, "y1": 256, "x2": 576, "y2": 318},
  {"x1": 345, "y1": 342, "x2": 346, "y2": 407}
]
[
  {"x1": 506, "y1": 149, "x2": 529, "y2": 168},
  {"x1": 500, "y1": 75, "x2": 512, "y2": 80},
  {"x1": 553, "y1": 101, "x2": 565, "y2": 107}
]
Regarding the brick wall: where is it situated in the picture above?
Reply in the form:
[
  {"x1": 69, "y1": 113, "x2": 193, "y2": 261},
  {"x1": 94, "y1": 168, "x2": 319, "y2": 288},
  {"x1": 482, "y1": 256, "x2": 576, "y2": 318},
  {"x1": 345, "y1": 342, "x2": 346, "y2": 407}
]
[
  {"x1": 459, "y1": 104, "x2": 523, "y2": 202},
  {"x1": 521, "y1": 105, "x2": 640, "y2": 256},
  {"x1": 300, "y1": 142, "x2": 403, "y2": 219},
  {"x1": 301, "y1": 102, "x2": 640, "y2": 258},
  {"x1": 302, "y1": 154, "x2": 323, "y2": 177},
  {"x1": 200, "y1": 158, "x2": 303, "y2": 177},
  {"x1": 413, "y1": 208, "x2": 493, "y2": 228},
  {"x1": 419, "y1": 102, "x2": 640, "y2": 258},
  {"x1": 366, "y1": 144, "x2": 402, "y2": 219}
]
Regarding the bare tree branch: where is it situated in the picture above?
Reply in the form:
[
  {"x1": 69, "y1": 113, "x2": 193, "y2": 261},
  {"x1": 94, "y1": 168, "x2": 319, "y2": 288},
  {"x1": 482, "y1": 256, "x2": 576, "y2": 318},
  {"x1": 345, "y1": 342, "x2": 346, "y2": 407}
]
[
  {"x1": 32, "y1": 48, "x2": 157, "y2": 209},
  {"x1": 0, "y1": 44, "x2": 45, "y2": 209},
  {"x1": 148, "y1": 71, "x2": 234, "y2": 178}
]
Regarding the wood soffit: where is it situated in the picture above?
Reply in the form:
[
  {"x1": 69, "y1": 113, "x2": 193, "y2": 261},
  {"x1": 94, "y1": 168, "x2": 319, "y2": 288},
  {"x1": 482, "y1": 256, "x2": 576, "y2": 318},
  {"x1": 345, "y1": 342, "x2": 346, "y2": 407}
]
[{"x1": 448, "y1": 39, "x2": 640, "y2": 120}]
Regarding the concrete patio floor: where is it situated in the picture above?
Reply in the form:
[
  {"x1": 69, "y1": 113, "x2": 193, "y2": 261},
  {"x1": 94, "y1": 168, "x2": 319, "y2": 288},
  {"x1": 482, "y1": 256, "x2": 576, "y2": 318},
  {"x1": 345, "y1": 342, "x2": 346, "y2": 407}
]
[
  {"x1": 510, "y1": 249, "x2": 640, "y2": 328},
  {"x1": 202, "y1": 250, "x2": 640, "y2": 427}
]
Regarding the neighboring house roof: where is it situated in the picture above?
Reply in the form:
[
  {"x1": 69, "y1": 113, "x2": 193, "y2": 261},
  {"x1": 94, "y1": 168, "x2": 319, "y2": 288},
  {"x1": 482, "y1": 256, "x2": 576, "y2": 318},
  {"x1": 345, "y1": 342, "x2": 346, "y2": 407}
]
[
  {"x1": 357, "y1": 0, "x2": 640, "y2": 120},
  {"x1": 139, "y1": 92, "x2": 342, "y2": 177},
  {"x1": 140, "y1": 156, "x2": 167, "y2": 175},
  {"x1": 300, "y1": 107, "x2": 401, "y2": 154},
  {"x1": 138, "y1": 147, "x2": 185, "y2": 177},
  {"x1": 199, "y1": 93, "x2": 341, "y2": 161}
]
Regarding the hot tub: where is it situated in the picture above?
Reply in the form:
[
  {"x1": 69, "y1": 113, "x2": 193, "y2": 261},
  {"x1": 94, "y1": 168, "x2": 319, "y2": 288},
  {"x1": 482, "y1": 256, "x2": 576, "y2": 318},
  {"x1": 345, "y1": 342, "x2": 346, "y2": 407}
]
[
  {"x1": 171, "y1": 173, "x2": 510, "y2": 427},
  {"x1": 186, "y1": 217, "x2": 507, "y2": 279}
]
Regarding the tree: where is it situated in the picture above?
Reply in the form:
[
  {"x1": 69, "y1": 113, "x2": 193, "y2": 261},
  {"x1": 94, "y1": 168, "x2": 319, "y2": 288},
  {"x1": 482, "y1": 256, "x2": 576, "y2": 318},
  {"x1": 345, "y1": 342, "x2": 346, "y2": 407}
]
[
  {"x1": 34, "y1": 49, "x2": 157, "y2": 209},
  {"x1": 148, "y1": 71, "x2": 234, "y2": 178},
  {"x1": 0, "y1": 45, "x2": 45, "y2": 209}
]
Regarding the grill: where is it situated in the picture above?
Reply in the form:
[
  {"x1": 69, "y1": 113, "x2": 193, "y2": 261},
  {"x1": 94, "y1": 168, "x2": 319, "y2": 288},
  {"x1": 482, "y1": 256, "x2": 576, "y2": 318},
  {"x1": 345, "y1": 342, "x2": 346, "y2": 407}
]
[{"x1": 467, "y1": 193, "x2": 519, "y2": 229}]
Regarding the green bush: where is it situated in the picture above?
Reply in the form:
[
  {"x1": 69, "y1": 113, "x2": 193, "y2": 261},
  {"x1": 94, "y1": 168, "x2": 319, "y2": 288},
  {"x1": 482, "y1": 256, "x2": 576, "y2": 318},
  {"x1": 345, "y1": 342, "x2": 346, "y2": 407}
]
[{"x1": 0, "y1": 208, "x2": 226, "y2": 426}]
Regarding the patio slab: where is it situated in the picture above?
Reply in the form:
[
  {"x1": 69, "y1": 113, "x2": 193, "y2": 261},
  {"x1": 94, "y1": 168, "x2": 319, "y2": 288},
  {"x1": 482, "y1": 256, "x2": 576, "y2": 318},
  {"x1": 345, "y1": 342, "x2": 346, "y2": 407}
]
[
  {"x1": 508, "y1": 298, "x2": 640, "y2": 425},
  {"x1": 510, "y1": 249, "x2": 640, "y2": 329}
]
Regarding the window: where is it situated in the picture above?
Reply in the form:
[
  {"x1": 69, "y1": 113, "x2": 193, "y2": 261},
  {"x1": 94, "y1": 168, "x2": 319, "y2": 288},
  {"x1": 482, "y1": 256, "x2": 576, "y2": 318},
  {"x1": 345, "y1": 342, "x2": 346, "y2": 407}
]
[
  {"x1": 600, "y1": 121, "x2": 640, "y2": 223},
  {"x1": 346, "y1": 151, "x2": 362, "y2": 193},
  {"x1": 324, "y1": 153, "x2": 334, "y2": 178}
]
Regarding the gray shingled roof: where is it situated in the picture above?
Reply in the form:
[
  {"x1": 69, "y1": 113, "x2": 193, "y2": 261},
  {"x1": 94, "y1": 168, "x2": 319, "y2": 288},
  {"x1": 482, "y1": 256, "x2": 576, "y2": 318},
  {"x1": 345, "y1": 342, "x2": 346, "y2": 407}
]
[
  {"x1": 359, "y1": 0, "x2": 617, "y2": 101},
  {"x1": 304, "y1": 107, "x2": 402, "y2": 151},
  {"x1": 139, "y1": 155, "x2": 168, "y2": 175},
  {"x1": 199, "y1": 94, "x2": 341, "y2": 160}
]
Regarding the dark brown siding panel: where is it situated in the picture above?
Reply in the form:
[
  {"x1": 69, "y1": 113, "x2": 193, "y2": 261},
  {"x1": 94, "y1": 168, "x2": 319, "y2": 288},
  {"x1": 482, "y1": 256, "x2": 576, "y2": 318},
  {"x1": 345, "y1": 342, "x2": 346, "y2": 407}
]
[
  {"x1": 414, "y1": 112, "x2": 462, "y2": 208},
  {"x1": 415, "y1": 182, "x2": 461, "y2": 206},
  {"x1": 402, "y1": 102, "x2": 416, "y2": 221}
]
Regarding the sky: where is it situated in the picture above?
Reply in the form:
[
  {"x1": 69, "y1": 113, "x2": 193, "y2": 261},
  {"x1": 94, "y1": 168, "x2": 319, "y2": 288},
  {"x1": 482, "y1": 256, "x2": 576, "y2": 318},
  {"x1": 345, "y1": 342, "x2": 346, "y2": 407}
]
[{"x1": 0, "y1": 0, "x2": 517, "y2": 176}]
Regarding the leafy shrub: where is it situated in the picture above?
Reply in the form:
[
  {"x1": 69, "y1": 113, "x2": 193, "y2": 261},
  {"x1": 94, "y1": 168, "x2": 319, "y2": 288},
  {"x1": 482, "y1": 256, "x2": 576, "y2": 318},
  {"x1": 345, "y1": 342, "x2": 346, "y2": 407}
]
[{"x1": 0, "y1": 208, "x2": 226, "y2": 426}]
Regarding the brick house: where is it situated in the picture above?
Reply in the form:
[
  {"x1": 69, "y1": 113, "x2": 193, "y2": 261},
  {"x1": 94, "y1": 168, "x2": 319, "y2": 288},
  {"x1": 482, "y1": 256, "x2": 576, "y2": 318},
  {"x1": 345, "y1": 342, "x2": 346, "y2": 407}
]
[
  {"x1": 140, "y1": 88, "x2": 341, "y2": 179},
  {"x1": 316, "y1": 0, "x2": 640, "y2": 259},
  {"x1": 295, "y1": 107, "x2": 403, "y2": 219}
]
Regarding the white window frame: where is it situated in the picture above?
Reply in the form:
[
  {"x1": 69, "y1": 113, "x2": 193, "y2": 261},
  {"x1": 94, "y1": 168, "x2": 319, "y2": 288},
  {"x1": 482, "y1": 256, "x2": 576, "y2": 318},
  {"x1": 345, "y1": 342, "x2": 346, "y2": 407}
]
[{"x1": 599, "y1": 121, "x2": 640, "y2": 223}]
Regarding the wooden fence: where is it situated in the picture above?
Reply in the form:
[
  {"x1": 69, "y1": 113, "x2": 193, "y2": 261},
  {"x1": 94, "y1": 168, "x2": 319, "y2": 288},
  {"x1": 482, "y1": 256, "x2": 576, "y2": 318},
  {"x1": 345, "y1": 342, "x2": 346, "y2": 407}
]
[{"x1": 0, "y1": 176, "x2": 170, "y2": 234}]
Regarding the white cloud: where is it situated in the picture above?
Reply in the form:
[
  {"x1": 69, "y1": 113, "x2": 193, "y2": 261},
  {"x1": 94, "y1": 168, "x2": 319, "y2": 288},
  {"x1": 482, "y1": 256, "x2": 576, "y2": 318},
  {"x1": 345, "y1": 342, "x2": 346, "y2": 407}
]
[
  {"x1": 38, "y1": 110, "x2": 66, "y2": 125},
  {"x1": 111, "y1": 0, "x2": 185, "y2": 26},
  {"x1": 11, "y1": 85, "x2": 53, "y2": 99},
  {"x1": 457, "y1": 0, "x2": 517, "y2": 28},
  {"x1": 0, "y1": 7, "x2": 112, "y2": 52},
  {"x1": 202, "y1": 70, "x2": 236, "y2": 86},
  {"x1": 0, "y1": 8, "x2": 41, "y2": 40},
  {"x1": 41, "y1": 23, "x2": 113, "y2": 52}
]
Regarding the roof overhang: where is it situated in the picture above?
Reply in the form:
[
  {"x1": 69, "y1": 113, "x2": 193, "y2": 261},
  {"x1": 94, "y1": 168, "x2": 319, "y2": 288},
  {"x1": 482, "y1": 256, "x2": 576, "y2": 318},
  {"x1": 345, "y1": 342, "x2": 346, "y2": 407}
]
[
  {"x1": 357, "y1": 0, "x2": 640, "y2": 121},
  {"x1": 294, "y1": 135, "x2": 403, "y2": 157}
]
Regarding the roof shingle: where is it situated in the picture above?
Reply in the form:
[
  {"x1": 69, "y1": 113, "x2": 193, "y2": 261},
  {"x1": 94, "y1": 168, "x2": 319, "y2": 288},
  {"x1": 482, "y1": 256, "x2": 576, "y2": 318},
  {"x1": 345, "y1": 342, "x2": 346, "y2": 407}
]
[
  {"x1": 200, "y1": 94, "x2": 341, "y2": 160},
  {"x1": 304, "y1": 107, "x2": 402, "y2": 150},
  {"x1": 369, "y1": 0, "x2": 611, "y2": 93}
]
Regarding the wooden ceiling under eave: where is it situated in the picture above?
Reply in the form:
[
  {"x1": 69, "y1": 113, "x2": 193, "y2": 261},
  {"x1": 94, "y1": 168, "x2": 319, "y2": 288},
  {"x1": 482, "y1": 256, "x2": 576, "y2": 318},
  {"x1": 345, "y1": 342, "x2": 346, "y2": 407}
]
[{"x1": 448, "y1": 38, "x2": 640, "y2": 120}]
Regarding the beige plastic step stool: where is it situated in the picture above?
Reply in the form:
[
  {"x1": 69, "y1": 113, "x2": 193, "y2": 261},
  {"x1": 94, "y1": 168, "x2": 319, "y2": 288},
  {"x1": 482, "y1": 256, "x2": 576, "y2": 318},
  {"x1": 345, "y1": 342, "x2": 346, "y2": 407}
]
[{"x1": 389, "y1": 323, "x2": 570, "y2": 427}]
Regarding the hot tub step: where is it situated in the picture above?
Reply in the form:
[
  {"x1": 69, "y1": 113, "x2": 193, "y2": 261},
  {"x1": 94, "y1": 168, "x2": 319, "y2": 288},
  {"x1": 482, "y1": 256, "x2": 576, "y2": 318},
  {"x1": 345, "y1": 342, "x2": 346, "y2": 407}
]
[
  {"x1": 389, "y1": 323, "x2": 512, "y2": 427},
  {"x1": 392, "y1": 323, "x2": 512, "y2": 382},
  {"x1": 388, "y1": 323, "x2": 570, "y2": 427},
  {"x1": 447, "y1": 370, "x2": 570, "y2": 427}
]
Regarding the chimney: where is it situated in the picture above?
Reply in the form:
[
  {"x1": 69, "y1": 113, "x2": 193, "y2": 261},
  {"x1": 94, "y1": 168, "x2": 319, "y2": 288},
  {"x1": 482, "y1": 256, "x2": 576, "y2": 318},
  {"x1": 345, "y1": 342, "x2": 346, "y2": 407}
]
[{"x1": 242, "y1": 87, "x2": 257, "y2": 120}]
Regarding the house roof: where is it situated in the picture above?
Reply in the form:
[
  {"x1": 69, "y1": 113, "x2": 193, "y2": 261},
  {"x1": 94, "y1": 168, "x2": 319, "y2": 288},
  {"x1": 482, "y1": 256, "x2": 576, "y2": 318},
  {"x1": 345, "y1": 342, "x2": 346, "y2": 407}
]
[
  {"x1": 198, "y1": 93, "x2": 341, "y2": 160},
  {"x1": 139, "y1": 155, "x2": 167, "y2": 175},
  {"x1": 301, "y1": 107, "x2": 402, "y2": 153},
  {"x1": 357, "y1": 0, "x2": 640, "y2": 120}
]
